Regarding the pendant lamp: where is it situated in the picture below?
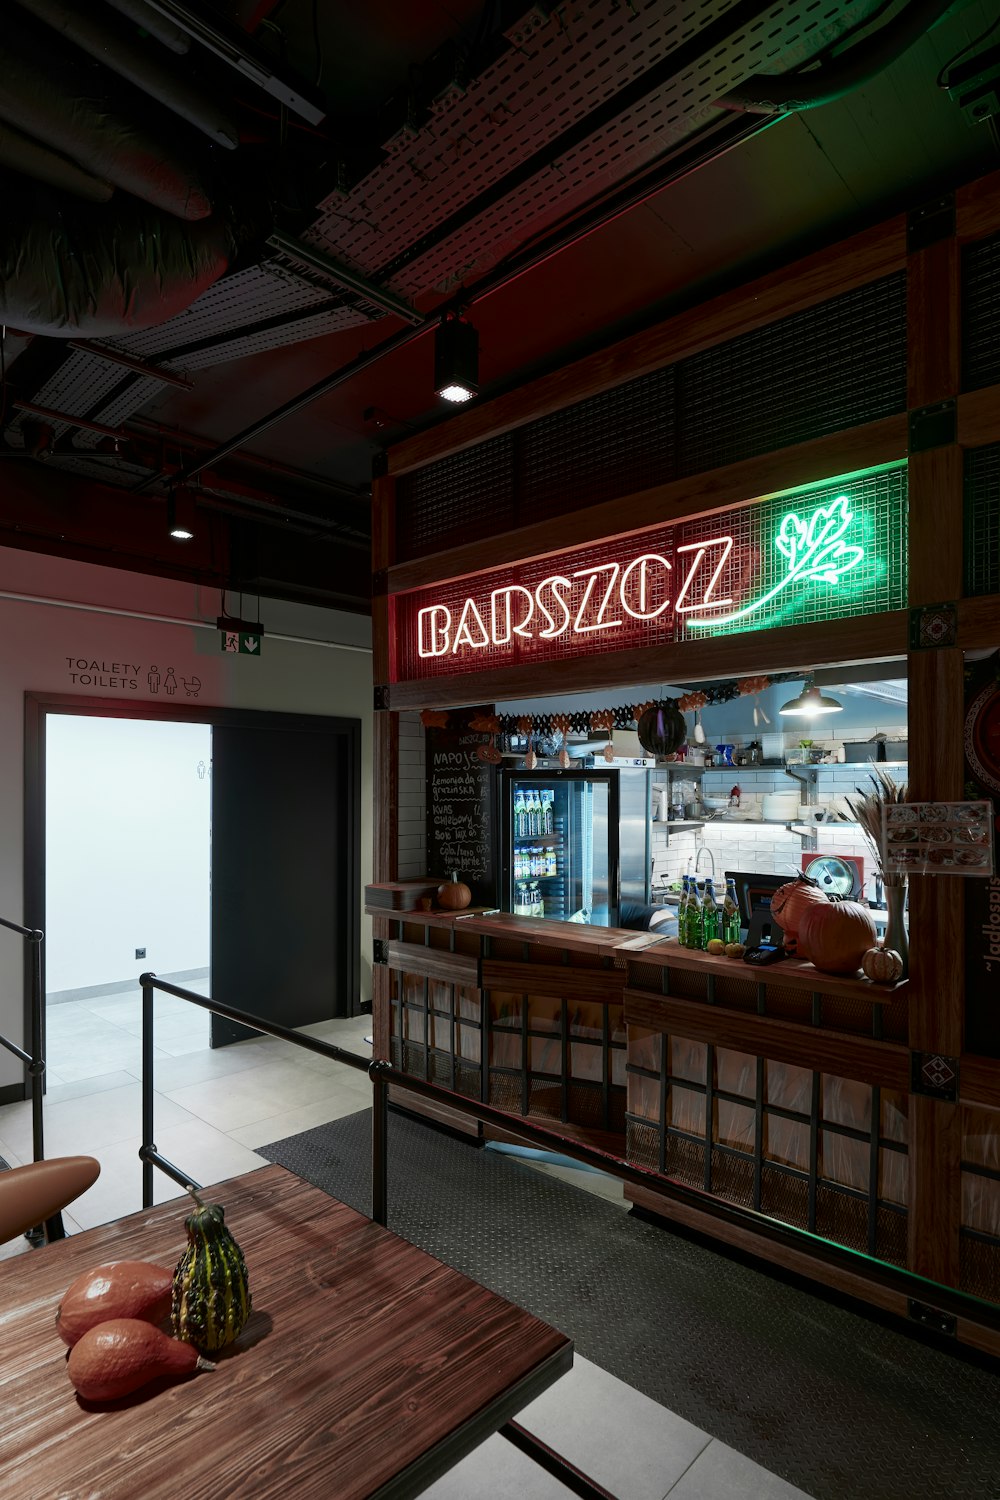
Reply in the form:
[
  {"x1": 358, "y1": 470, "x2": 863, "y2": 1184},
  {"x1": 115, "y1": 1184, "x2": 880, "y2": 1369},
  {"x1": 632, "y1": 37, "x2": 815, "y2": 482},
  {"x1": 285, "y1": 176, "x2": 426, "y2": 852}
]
[{"x1": 778, "y1": 676, "x2": 843, "y2": 716}]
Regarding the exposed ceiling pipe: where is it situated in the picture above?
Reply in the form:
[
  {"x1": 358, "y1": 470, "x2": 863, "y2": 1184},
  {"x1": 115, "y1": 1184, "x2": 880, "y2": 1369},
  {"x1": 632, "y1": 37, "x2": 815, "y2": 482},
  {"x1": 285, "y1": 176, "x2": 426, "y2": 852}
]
[
  {"x1": 13, "y1": 400, "x2": 133, "y2": 440},
  {"x1": 718, "y1": 0, "x2": 954, "y2": 113},
  {"x1": 139, "y1": 0, "x2": 327, "y2": 125},
  {"x1": 0, "y1": 12, "x2": 213, "y2": 220},
  {"x1": 12, "y1": 0, "x2": 240, "y2": 149},
  {"x1": 101, "y1": 0, "x2": 191, "y2": 56},
  {"x1": 0, "y1": 119, "x2": 113, "y2": 203},
  {"x1": 132, "y1": 110, "x2": 773, "y2": 493}
]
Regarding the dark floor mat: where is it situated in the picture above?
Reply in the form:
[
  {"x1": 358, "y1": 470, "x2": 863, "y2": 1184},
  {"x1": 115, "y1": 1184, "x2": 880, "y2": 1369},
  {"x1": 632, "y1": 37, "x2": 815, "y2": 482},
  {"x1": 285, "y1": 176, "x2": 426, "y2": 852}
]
[{"x1": 259, "y1": 1107, "x2": 1000, "y2": 1500}]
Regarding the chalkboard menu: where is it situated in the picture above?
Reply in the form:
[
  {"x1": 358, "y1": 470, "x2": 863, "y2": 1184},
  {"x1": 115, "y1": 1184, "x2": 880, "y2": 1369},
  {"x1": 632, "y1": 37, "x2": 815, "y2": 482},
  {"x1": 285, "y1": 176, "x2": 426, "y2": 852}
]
[{"x1": 425, "y1": 710, "x2": 497, "y2": 906}]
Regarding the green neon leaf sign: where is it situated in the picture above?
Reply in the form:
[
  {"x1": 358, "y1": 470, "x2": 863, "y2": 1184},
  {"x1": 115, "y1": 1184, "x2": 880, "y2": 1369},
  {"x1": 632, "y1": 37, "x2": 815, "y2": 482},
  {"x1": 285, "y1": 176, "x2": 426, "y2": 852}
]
[{"x1": 685, "y1": 494, "x2": 865, "y2": 629}]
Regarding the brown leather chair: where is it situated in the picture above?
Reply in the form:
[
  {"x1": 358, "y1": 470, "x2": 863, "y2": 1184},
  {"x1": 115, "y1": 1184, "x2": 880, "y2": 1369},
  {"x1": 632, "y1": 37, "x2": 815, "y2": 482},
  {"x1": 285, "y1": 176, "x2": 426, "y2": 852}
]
[{"x1": 0, "y1": 1157, "x2": 100, "y2": 1242}]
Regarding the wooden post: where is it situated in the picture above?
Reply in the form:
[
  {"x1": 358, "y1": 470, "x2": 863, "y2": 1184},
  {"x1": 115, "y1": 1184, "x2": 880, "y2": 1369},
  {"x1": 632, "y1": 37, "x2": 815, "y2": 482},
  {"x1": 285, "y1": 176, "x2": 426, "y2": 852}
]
[{"x1": 905, "y1": 220, "x2": 965, "y2": 1290}]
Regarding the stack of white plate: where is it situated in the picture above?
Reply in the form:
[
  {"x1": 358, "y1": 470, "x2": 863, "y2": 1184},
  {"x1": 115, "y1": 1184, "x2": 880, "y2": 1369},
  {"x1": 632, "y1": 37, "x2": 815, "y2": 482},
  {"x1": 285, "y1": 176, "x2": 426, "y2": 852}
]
[{"x1": 761, "y1": 791, "x2": 802, "y2": 821}]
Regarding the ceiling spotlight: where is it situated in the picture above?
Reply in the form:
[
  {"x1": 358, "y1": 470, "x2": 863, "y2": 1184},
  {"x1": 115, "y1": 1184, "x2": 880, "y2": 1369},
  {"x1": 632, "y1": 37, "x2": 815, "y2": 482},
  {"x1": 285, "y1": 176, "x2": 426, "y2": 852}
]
[
  {"x1": 434, "y1": 314, "x2": 478, "y2": 403},
  {"x1": 778, "y1": 676, "x2": 843, "y2": 716},
  {"x1": 167, "y1": 489, "x2": 196, "y2": 541}
]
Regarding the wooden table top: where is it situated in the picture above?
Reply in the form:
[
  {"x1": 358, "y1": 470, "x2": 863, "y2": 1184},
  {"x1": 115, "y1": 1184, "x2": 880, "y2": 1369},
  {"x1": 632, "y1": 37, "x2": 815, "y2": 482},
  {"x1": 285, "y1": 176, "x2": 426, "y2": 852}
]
[{"x1": 0, "y1": 1165, "x2": 572, "y2": 1500}]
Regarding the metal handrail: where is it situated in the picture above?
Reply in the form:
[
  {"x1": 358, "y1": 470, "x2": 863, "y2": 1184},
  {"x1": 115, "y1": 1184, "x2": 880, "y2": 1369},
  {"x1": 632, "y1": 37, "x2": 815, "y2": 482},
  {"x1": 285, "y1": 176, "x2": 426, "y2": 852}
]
[
  {"x1": 136, "y1": 972, "x2": 1000, "y2": 1339},
  {"x1": 0, "y1": 917, "x2": 62, "y2": 1241}
]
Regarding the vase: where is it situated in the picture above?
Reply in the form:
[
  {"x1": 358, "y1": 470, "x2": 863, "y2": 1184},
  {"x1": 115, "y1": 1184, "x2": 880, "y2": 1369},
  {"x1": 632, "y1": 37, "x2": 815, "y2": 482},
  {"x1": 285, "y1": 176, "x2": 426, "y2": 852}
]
[{"x1": 883, "y1": 882, "x2": 909, "y2": 979}]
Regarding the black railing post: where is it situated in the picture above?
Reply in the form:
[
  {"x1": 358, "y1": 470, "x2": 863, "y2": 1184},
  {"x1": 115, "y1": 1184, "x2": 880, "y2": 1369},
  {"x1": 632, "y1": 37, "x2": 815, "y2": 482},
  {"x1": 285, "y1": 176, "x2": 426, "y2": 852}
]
[
  {"x1": 370, "y1": 1059, "x2": 390, "y2": 1227},
  {"x1": 28, "y1": 931, "x2": 44, "y2": 1165},
  {"x1": 140, "y1": 972, "x2": 156, "y2": 1209}
]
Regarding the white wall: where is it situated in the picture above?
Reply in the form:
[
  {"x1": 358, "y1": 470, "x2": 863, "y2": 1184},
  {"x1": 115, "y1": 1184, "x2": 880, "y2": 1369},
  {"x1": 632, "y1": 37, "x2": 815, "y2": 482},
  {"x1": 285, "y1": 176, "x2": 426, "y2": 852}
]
[
  {"x1": 45, "y1": 716, "x2": 212, "y2": 993},
  {"x1": 0, "y1": 546, "x2": 373, "y2": 1089}
]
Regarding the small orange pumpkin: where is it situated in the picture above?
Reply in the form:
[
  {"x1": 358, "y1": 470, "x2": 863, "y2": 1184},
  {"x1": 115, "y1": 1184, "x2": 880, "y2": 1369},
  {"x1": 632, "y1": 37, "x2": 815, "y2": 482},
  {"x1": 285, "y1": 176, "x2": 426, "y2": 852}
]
[
  {"x1": 769, "y1": 876, "x2": 830, "y2": 954},
  {"x1": 861, "y1": 946, "x2": 904, "y2": 983},
  {"x1": 798, "y1": 900, "x2": 877, "y2": 975},
  {"x1": 437, "y1": 872, "x2": 472, "y2": 910}
]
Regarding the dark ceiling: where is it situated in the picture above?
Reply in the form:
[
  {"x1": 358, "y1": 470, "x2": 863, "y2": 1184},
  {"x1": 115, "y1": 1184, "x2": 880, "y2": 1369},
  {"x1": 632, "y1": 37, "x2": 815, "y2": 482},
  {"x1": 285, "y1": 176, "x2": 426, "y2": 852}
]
[{"x1": 0, "y1": 0, "x2": 997, "y2": 614}]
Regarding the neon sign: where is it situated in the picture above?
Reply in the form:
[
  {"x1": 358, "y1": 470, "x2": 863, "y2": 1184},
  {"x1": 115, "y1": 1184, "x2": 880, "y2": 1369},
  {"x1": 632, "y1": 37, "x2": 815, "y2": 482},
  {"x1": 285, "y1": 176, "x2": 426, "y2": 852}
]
[{"x1": 393, "y1": 473, "x2": 906, "y2": 681}]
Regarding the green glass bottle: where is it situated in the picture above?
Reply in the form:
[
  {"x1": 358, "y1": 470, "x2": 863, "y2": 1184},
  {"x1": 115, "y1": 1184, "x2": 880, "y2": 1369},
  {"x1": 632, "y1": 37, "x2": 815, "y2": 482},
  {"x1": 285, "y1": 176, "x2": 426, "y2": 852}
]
[
  {"x1": 722, "y1": 877, "x2": 742, "y2": 946},
  {"x1": 677, "y1": 875, "x2": 689, "y2": 946},
  {"x1": 685, "y1": 880, "x2": 704, "y2": 950},
  {"x1": 702, "y1": 878, "x2": 720, "y2": 946}
]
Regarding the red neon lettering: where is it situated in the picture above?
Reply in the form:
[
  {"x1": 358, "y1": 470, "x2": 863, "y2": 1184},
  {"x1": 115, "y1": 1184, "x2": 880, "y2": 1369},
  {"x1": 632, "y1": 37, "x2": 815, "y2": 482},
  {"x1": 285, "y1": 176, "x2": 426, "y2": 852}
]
[
  {"x1": 418, "y1": 605, "x2": 451, "y2": 656},
  {"x1": 572, "y1": 563, "x2": 622, "y2": 633},
  {"x1": 620, "y1": 553, "x2": 672, "y2": 620},
  {"x1": 674, "y1": 536, "x2": 734, "y2": 613}
]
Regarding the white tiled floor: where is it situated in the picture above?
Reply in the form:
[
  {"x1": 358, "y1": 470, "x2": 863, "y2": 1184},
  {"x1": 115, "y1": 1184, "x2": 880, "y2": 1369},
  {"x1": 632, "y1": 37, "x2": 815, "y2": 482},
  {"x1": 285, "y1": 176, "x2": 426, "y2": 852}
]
[{"x1": 0, "y1": 986, "x2": 814, "y2": 1500}]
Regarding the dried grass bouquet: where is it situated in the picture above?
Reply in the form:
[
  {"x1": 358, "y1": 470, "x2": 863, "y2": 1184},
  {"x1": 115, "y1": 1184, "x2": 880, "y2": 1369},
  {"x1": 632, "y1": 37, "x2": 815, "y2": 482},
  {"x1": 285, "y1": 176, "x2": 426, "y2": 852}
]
[{"x1": 843, "y1": 767, "x2": 909, "y2": 889}]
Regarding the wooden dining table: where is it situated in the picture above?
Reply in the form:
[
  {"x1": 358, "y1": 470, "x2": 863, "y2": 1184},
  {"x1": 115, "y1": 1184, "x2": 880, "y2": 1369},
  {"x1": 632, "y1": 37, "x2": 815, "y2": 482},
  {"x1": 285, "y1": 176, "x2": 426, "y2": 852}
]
[{"x1": 0, "y1": 1164, "x2": 572, "y2": 1498}]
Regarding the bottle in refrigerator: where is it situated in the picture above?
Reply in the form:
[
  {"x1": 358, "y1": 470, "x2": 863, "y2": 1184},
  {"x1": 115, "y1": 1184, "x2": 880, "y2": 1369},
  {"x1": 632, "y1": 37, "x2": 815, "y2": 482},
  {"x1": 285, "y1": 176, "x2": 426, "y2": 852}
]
[
  {"x1": 685, "y1": 880, "x2": 704, "y2": 950},
  {"x1": 702, "y1": 879, "x2": 720, "y2": 946},
  {"x1": 545, "y1": 846, "x2": 556, "y2": 877},
  {"x1": 722, "y1": 878, "x2": 742, "y2": 945},
  {"x1": 542, "y1": 788, "x2": 555, "y2": 835},
  {"x1": 514, "y1": 791, "x2": 526, "y2": 838},
  {"x1": 514, "y1": 881, "x2": 529, "y2": 914},
  {"x1": 529, "y1": 880, "x2": 543, "y2": 917}
]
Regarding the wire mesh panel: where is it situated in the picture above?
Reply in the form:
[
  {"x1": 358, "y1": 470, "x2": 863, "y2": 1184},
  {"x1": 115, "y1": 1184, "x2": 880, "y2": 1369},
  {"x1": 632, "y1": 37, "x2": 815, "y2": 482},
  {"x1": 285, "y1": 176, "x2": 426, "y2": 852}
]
[
  {"x1": 962, "y1": 231, "x2": 1000, "y2": 392},
  {"x1": 675, "y1": 274, "x2": 906, "y2": 475},
  {"x1": 964, "y1": 442, "x2": 1000, "y2": 597},
  {"x1": 394, "y1": 466, "x2": 907, "y2": 679},
  {"x1": 397, "y1": 434, "x2": 515, "y2": 559}
]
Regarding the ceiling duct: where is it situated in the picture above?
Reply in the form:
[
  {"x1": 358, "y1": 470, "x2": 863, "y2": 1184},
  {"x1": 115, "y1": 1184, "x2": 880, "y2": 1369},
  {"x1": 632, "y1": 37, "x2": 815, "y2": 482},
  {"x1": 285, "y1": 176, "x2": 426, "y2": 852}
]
[
  {"x1": 12, "y1": 0, "x2": 240, "y2": 150},
  {"x1": 0, "y1": 10, "x2": 213, "y2": 219},
  {"x1": 0, "y1": 182, "x2": 233, "y2": 337},
  {"x1": 101, "y1": 0, "x2": 191, "y2": 55}
]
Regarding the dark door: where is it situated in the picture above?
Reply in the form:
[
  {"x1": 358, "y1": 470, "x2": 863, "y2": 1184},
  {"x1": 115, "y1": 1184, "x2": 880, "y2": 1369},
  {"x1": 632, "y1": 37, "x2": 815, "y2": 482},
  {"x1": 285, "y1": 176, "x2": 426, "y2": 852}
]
[{"x1": 210, "y1": 720, "x2": 356, "y2": 1046}]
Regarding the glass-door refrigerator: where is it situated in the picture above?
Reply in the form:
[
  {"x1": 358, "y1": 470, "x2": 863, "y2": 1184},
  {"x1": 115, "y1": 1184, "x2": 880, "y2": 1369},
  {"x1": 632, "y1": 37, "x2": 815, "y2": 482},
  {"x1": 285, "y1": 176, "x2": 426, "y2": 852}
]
[{"x1": 499, "y1": 769, "x2": 620, "y2": 926}]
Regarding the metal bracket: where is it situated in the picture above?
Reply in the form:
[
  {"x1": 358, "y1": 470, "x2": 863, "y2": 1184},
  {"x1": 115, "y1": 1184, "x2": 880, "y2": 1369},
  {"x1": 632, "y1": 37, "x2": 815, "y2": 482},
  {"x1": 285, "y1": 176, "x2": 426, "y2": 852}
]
[
  {"x1": 909, "y1": 399, "x2": 956, "y2": 453},
  {"x1": 908, "y1": 1299, "x2": 957, "y2": 1337},
  {"x1": 907, "y1": 194, "x2": 955, "y2": 253},
  {"x1": 910, "y1": 1051, "x2": 959, "y2": 1101},
  {"x1": 374, "y1": 684, "x2": 391, "y2": 711},
  {"x1": 373, "y1": 938, "x2": 389, "y2": 966}
]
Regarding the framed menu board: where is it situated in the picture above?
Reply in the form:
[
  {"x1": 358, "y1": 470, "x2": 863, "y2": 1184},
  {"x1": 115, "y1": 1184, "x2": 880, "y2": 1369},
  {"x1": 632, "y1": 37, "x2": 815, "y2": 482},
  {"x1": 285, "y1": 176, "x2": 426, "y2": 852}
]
[
  {"x1": 425, "y1": 708, "x2": 498, "y2": 906},
  {"x1": 882, "y1": 801, "x2": 995, "y2": 877}
]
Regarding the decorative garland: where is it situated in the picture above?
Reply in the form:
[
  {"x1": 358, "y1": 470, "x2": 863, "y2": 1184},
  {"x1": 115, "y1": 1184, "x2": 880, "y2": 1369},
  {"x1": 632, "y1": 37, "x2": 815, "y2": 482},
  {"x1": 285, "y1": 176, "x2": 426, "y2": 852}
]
[{"x1": 419, "y1": 673, "x2": 798, "y2": 749}]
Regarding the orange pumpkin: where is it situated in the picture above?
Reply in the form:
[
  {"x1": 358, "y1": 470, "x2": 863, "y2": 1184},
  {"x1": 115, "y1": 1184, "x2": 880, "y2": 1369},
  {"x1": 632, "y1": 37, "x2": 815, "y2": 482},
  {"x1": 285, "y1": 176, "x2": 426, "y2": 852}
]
[
  {"x1": 769, "y1": 876, "x2": 830, "y2": 954},
  {"x1": 861, "y1": 946, "x2": 904, "y2": 983},
  {"x1": 798, "y1": 900, "x2": 877, "y2": 975},
  {"x1": 437, "y1": 872, "x2": 472, "y2": 910}
]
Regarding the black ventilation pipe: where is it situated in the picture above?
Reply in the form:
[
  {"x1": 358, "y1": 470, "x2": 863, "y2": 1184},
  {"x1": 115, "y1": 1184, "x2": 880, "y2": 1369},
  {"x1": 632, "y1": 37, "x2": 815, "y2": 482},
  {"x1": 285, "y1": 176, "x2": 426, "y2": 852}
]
[
  {"x1": 0, "y1": 11, "x2": 213, "y2": 219},
  {"x1": 12, "y1": 0, "x2": 239, "y2": 149},
  {"x1": 718, "y1": 0, "x2": 956, "y2": 113},
  {"x1": 0, "y1": 121, "x2": 112, "y2": 203},
  {"x1": 102, "y1": 0, "x2": 191, "y2": 55}
]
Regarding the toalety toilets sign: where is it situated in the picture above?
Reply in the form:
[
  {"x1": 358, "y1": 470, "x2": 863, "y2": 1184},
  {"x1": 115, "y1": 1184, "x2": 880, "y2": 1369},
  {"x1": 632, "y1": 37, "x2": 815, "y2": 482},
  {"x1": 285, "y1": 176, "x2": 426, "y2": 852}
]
[{"x1": 392, "y1": 476, "x2": 906, "y2": 681}]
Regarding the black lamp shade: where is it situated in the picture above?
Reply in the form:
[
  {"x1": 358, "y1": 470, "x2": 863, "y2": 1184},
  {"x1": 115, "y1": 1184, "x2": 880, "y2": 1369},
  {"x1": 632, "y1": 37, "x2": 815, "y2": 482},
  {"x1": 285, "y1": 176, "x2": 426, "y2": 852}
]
[
  {"x1": 434, "y1": 317, "x2": 478, "y2": 401},
  {"x1": 167, "y1": 489, "x2": 196, "y2": 540}
]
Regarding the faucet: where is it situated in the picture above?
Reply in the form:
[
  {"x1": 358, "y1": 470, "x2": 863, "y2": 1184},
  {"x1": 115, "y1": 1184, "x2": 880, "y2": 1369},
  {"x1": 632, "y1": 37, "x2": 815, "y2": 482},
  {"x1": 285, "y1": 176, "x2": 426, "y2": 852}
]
[{"x1": 694, "y1": 844, "x2": 716, "y2": 880}]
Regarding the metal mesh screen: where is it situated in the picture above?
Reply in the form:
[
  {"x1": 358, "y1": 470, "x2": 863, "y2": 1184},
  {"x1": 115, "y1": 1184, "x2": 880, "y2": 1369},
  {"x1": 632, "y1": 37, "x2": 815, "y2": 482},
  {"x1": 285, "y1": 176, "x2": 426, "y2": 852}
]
[
  {"x1": 676, "y1": 467, "x2": 908, "y2": 640},
  {"x1": 395, "y1": 274, "x2": 907, "y2": 564},
  {"x1": 962, "y1": 231, "x2": 1000, "y2": 392},
  {"x1": 676, "y1": 274, "x2": 906, "y2": 474},
  {"x1": 964, "y1": 442, "x2": 1000, "y2": 597}
]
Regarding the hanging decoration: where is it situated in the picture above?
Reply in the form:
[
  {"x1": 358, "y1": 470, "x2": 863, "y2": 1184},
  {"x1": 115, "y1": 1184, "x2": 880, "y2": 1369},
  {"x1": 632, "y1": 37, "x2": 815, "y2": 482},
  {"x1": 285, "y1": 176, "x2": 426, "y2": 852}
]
[{"x1": 414, "y1": 672, "x2": 798, "y2": 753}]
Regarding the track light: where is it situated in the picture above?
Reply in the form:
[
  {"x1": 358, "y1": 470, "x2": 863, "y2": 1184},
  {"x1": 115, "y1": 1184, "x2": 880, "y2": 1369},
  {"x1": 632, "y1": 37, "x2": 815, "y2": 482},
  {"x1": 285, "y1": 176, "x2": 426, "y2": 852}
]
[
  {"x1": 434, "y1": 314, "x2": 478, "y2": 402},
  {"x1": 167, "y1": 489, "x2": 196, "y2": 541},
  {"x1": 778, "y1": 675, "x2": 843, "y2": 716}
]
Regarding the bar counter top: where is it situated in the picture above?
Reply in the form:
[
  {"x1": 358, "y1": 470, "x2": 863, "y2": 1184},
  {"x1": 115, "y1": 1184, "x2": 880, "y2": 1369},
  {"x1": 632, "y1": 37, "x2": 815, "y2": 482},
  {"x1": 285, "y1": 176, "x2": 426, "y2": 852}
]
[
  {"x1": 367, "y1": 904, "x2": 669, "y2": 958},
  {"x1": 622, "y1": 936, "x2": 908, "y2": 1003}
]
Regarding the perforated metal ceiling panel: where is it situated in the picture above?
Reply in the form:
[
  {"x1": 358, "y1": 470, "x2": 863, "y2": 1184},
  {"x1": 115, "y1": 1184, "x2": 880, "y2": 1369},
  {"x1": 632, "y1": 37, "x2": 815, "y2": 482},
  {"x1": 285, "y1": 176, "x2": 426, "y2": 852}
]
[{"x1": 309, "y1": 0, "x2": 886, "y2": 299}]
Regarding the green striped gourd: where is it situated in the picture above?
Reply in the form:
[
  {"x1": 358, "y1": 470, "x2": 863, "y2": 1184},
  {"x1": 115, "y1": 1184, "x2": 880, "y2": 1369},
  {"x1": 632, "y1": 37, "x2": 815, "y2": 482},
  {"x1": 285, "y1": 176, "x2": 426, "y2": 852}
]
[{"x1": 171, "y1": 1188, "x2": 251, "y2": 1353}]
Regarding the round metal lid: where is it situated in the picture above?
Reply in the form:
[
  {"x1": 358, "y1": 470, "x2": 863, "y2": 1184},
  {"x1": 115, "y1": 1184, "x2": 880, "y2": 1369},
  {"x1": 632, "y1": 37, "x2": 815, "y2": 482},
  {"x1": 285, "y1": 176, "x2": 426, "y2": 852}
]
[{"x1": 804, "y1": 854, "x2": 858, "y2": 897}]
